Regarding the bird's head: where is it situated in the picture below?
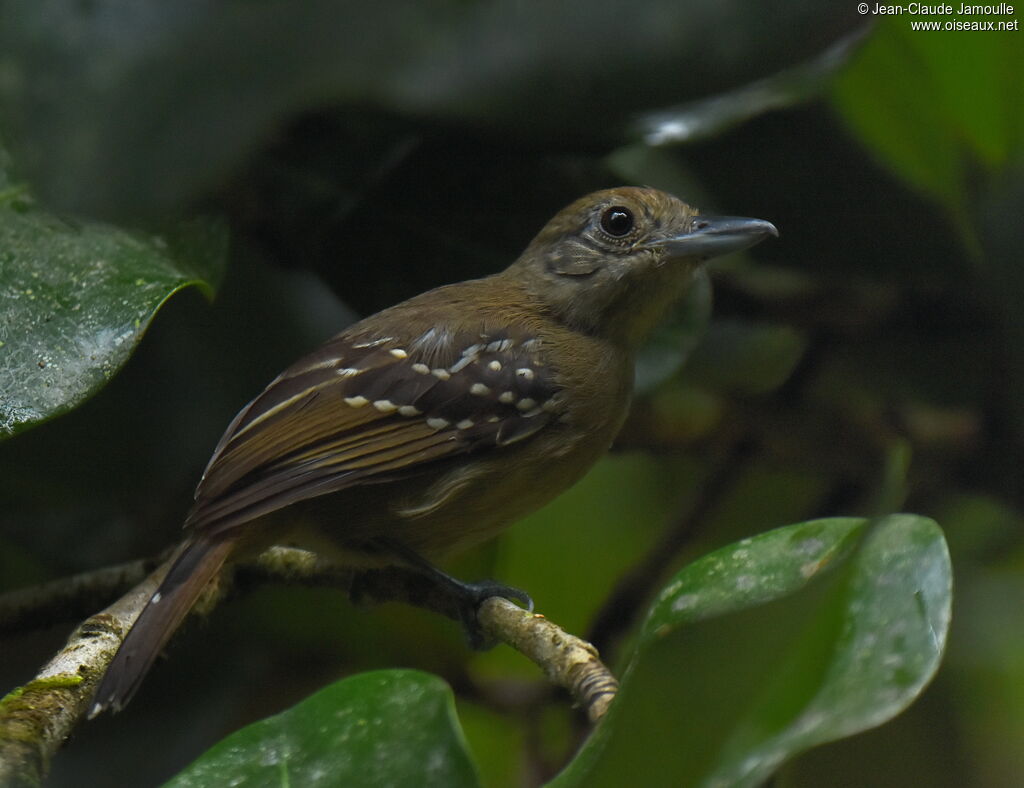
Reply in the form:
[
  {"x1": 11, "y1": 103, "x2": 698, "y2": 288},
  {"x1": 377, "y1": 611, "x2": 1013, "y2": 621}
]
[{"x1": 510, "y1": 187, "x2": 777, "y2": 348}]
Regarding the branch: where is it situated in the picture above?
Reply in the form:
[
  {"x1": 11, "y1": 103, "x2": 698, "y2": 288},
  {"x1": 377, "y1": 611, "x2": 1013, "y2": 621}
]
[
  {"x1": 0, "y1": 556, "x2": 162, "y2": 637},
  {"x1": 478, "y1": 597, "x2": 618, "y2": 724},
  {"x1": 0, "y1": 547, "x2": 618, "y2": 785},
  {"x1": 0, "y1": 566, "x2": 165, "y2": 788}
]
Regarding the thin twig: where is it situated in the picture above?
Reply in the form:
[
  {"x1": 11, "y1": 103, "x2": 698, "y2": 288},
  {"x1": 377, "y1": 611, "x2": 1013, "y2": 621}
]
[
  {"x1": 0, "y1": 546, "x2": 617, "y2": 786},
  {"x1": 0, "y1": 556, "x2": 163, "y2": 637}
]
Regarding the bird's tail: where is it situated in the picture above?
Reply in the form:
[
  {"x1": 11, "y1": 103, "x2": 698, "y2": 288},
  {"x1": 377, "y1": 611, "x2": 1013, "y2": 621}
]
[{"x1": 89, "y1": 535, "x2": 234, "y2": 716}]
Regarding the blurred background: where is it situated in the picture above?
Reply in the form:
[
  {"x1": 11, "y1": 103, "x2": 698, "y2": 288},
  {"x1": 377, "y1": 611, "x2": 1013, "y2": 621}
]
[{"x1": 0, "y1": 1, "x2": 1021, "y2": 785}]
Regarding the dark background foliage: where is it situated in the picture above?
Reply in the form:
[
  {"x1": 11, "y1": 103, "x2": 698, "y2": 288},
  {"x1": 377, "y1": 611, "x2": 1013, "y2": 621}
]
[{"x1": 0, "y1": 1, "x2": 1020, "y2": 785}]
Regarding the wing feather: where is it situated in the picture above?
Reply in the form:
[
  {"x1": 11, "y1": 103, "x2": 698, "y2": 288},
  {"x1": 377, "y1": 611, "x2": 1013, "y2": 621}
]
[{"x1": 185, "y1": 327, "x2": 563, "y2": 534}]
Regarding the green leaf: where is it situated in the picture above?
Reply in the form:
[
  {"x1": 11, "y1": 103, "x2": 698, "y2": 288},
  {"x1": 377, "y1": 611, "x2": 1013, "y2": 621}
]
[
  {"x1": 830, "y1": 15, "x2": 1024, "y2": 222},
  {"x1": 0, "y1": 175, "x2": 227, "y2": 438},
  {"x1": 551, "y1": 515, "x2": 951, "y2": 788},
  {"x1": 165, "y1": 670, "x2": 480, "y2": 788}
]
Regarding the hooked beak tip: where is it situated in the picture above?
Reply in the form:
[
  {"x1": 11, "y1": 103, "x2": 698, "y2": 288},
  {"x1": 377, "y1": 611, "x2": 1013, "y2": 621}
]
[{"x1": 652, "y1": 215, "x2": 778, "y2": 260}]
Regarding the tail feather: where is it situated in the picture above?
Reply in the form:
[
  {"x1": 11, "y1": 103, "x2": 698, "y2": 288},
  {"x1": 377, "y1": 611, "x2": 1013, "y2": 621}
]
[{"x1": 90, "y1": 536, "x2": 233, "y2": 716}]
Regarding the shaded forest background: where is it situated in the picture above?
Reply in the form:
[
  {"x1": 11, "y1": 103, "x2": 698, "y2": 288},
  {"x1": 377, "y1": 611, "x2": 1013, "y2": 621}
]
[{"x1": 0, "y1": 2, "x2": 1022, "y2": 786}]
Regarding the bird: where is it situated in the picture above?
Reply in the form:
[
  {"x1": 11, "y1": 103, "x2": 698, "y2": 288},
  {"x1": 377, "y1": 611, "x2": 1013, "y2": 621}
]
[{"x1": 89, "y1": 186, "x2": 776, "y2": 715}]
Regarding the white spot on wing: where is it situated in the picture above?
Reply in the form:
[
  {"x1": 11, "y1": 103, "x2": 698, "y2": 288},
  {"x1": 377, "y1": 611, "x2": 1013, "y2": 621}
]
[
  {"x1": 398, "y1": 405, "x2": 422, "y2": 417},
  {"x1": 389, "y1": 348, "x2": 408, "y2": 359},
  {"x1": 426, "y1": 417, "x2": 449, "y2": 430},
  {"x1": 470, "y1": 383, "x2": 490, "y2": 396},
  {"x1": 344, "y1": 396, "x2": 369, "y2": 408},
  {"x1": 373, "y1": 399, "x2": 397, "y2": 413},
  {"x1": 411, "y1": 363, "x2": 430, "y2": 375}
]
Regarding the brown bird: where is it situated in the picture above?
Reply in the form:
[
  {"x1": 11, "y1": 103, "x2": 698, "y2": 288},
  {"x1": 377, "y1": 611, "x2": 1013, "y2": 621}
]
[{"x1": 90, "y1": 186, "x2": 776, "y2": 715}]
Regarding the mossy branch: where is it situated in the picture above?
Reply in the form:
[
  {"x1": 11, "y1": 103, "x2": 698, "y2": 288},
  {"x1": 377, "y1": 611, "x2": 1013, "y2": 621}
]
[{"x1": 0, "y1": 547, "x2": 618, "y2": 785}]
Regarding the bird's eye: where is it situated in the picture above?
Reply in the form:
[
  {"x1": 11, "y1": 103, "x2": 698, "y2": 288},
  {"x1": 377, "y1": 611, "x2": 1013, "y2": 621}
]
[{"x1": 600, "y1": 206, "x2": 635, "y2": 237}]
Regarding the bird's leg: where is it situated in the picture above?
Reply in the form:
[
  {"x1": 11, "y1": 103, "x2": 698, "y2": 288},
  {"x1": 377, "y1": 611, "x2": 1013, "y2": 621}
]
[{"x1": 372, "y1": 538, "x2": 534, "y2": 648}]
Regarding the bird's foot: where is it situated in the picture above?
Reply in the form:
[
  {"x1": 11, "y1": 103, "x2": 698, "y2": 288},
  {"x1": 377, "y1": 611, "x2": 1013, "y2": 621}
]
[
  {"x1": 365, "y1": 538, "x2": 535, "y2": 648},
  {"x1": 447, "y1": 578, "x2": 534, "y2": 649}
]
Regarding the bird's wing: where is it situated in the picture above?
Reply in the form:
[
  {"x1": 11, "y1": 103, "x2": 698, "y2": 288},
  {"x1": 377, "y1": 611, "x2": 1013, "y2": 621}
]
[{"x1": 185, "y1": 327, "x2": 563, "y2": 534}]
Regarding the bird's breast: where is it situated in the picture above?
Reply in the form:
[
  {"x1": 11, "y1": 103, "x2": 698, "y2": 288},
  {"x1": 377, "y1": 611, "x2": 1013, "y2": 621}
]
[{"x1": 384, "y1": 328, "x2": 633, "y2": 558}]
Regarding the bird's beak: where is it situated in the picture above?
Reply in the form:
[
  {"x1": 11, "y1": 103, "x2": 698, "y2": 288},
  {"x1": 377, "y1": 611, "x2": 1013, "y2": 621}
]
[{"x1": 649, "y1": 216, "x2": 778, "y2": 261}]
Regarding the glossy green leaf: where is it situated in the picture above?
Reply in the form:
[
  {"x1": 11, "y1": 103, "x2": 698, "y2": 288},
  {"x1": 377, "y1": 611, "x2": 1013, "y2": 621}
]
[
  {"x1": 551, "y1": 515, "x2": 951, "y2": 788},
  {"x1": 0, "y1": 179, "x2": 227, "y2": 438},
  {"x1": 165, "y1": 670, "x2": 480, "y2": 788}
]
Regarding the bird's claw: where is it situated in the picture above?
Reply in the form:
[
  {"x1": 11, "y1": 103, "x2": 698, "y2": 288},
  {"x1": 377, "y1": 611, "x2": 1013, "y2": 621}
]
[{"x1": 453, "y1": 579, "x2": 534, "y2": 649}]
